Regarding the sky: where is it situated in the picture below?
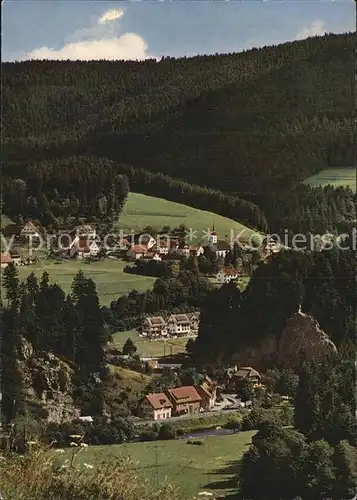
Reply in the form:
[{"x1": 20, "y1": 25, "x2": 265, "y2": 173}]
[{"x1": 2, "y1": 1, "x2": 355, "y2": 62}]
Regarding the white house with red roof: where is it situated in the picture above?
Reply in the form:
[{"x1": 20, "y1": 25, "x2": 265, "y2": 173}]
[{"x1": 138, "y1": 393, "x2": 173, "y2": 420}]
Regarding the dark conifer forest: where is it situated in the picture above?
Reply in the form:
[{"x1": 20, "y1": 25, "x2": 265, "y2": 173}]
[{"x1": 2, "y1": 32, "x2": 355, "y2": 234}]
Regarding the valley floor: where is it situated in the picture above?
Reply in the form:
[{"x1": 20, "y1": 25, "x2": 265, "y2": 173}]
[{"x1": 68, "y1": 431, "x2": 255, "y2": 499}]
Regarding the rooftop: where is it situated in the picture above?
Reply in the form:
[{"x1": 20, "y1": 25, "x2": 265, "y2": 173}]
[
  {"x1": 166, "y1": 386, "x2": 202, "y2": 403},
  {"x1": 145, "y1": 393, "x2": 172, "y2": 410}
]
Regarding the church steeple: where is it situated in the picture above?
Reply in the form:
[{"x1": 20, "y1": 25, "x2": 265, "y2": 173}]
[{"x1": 210, "y1": 224, "x2": 217, "y2": 245}]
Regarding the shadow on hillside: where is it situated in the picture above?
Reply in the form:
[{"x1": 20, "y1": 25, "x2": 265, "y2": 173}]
[{"x1": 203, "y1": 460, "x2": 241, "y2": 499}]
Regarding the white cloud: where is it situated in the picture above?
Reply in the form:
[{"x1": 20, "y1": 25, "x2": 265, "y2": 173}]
[
  {"x1": 24, "y1": 33, "x2": 151, "y2": 61},
  {"x1": 17, "y1": 7, "x2": 155, "y2": 61},
  {"x1": 98, "y1": 8, "x2": 124, "y2": 25},
  {"x1": 296, "y1": 20, "x2": 326, "y2": 40}
]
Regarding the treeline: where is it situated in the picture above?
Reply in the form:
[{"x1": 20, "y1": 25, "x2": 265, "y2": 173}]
[
  {"x1": 2, "y1": 155, "x2": 267, "y2": 233},
  {"x1": 2, "y1": 158, "x2": 129, "y2": 226},
  {"x1": 264, "y1": 183, "x2": 355, "y2": 236},
  {"x1": 194, "y1": 247, "x2": 355, "y2": 361}
]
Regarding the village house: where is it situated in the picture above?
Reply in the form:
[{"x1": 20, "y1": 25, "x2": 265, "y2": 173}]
[
  {"x1": 9, "y1": 250, "x2": 22, "y2": 265},
  {"x1": 138, "y1": 393, "x2": 172, "y2": 420},
  {"x1": 20, "y1": 220, "x2": 43, "y2": 239},
  {"x1": 216, "y1": 267, "x2": 240, "y2": 284},
  {"x1": 141, "y1": 316, "x2": 167, "y2": 337},
  {"x1": 130, "y1": 234, "x2": 156, "y2": 250},
  {"x1": 70, "y1": 236, "x2": 100, "y2": 259},
  {"x1": 165, "y1": 386, "x2": 202, "y2": 416},
  {"x1": 213, "y1": 240, "x2": 231, "y2": 259},
  {"x1": 167, "y1": 314, "x2": 191, "y2": 336},
  {"x1": 187, "y1": 311, "x2": 200, "y2": 333},
  {"x1": 197, "y1": 375, "x2": 217, "y2": 411},
  {"x1": 153, "y1": 239, "x2": 170, "y2": 255},
  {"x1": 224, "y1": 366, "x2": 261, "y2": 392},
  {"x1": 75, "y1": 224, "x2": 96, "y2": 239},
  {"x1": 0, "y1": 252, "x2": 13, "y2": 268},
  {"x1": 189, "y1": 245, "x2": 204, "y2": 257},
  {"x1": 126, "y1": 244, "x2": 148, "y2": 260}
]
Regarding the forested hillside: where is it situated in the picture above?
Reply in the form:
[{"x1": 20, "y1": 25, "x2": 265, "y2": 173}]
[{"x1": 2, "y1": 32, "x2": 354, "y2": 233}]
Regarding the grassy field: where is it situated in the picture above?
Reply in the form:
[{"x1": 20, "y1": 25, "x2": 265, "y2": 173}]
[
  {"x1": 69, "y1": 431, "x2": 255, "y2": 499},
  {"x1": 108, "y1": 365, "x2": 153, "y2": 391},
  {"x1": 302, "y1": 167, "x2": 356, "y2": 192},
  {"x1": 17, "y1": 260, "x2": 156, "y2": 306},
  {"x1": 117, "y1": 192, "x2": 258, "y2": 243},
  {"x1": 113, "y1": 330, "x2": 190, "y2": 357}
]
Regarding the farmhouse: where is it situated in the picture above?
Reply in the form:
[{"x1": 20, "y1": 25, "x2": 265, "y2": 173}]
[
  {"x1": 141, "y1": 316, "x2": 167, "y2": 337},
  {"x1": 197, "y1": 375, "x2": 217, "y2": 411},
  {"x1": 165, "y1": 386, "x2": 202, "y2": 416},
  {"x1": 138, "y1": 393, "x2": 173, "y2": 421},
  {"x1": 0, "y1": 252, "x2": 13, "y2": 268},
  {"x1": 216, "y1": 267, "x2": 239, "y2": 284}
]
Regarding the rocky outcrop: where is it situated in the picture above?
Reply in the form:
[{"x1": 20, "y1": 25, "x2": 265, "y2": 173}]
[
  {"x1": 228, "y1": 308, "x2": 337, "y2": 370},
  {"x1": 17, "y1": 337, "x2": 80, "y2": 423},
  {"x1": 278, "y1": 309, "x2": 337, "y2": 369}
]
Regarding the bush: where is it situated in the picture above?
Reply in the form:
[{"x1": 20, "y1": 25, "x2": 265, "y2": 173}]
[
  {"x1": 158, "y1": 423, "x2": 176, "y2": 441},
  {"x1": 139, "y1": 429, "x2": 158, "y2": 442},
  {"x1": 186, "y1": 439, "x2": 204, "y2": 446}
]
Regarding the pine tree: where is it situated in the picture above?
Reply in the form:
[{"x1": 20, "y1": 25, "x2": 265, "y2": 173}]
[{"x1": 2, "y1": 263, "x2": 20, "y2": 307}]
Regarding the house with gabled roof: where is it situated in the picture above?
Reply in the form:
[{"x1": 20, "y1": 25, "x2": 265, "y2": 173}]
[
  {"x1": 141, "y1": 316, "x2": 167, "y2": 338},
  {"x1": 165, "y1": 386, "x2": 202, "y2": 416},
  {"x1": 197, "y1": 375, "x2": 217, "y2": 411},
  {"x1": 70, "y1": 236, "x2": 100, "y2": 259},
  {"x1": 187, "y1": 311, "x2": 200, "y2": 333},
  {"x1": 21, "y1": 220, "x2": 43, "y2": 238},
  {"x1": 167, "y1": 314, "x2": 191, "y2": 336},
  {"x1": 224, "y1": 366, "x2": 261, "y2": 392},
  {"x1": 138, "y1": 393, "x2": 173, "y2": 420}
]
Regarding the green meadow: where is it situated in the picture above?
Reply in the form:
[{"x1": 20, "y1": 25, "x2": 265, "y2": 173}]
[
  {"x1": 17, "y1": 260, "x2": 155, "y2": 306},
  {"x1": 68, "y1": 431, "x2": 255, "y2": 499},
  {"x1": 302, "y1": 168, "x2": 355, "y2": 192},
  {"x1": 117, "y1": 192, "x2": 257, "y2": 243}
]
